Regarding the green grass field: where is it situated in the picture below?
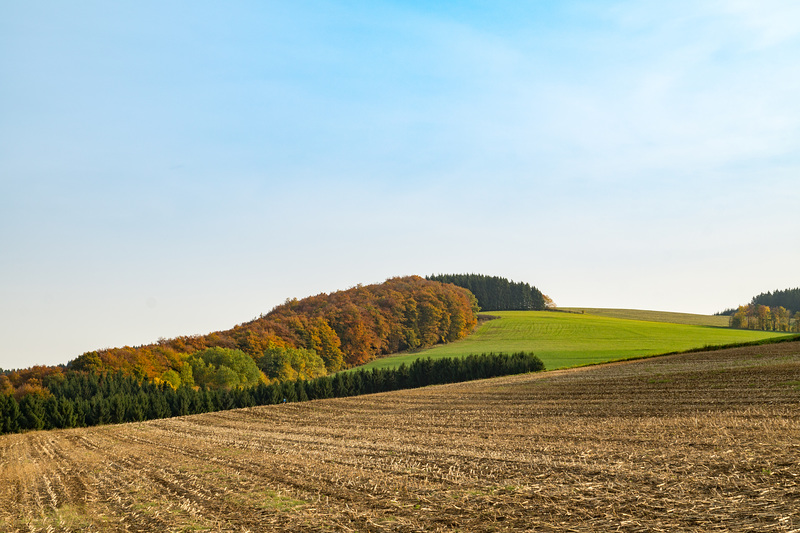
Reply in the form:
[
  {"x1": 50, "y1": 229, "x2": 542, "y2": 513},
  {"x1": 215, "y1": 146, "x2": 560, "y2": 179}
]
[
  {"x1": 356, "y1": 310, "x2": 793, "y2": 372},
  {"x1": 561, "y1": 308, "x2": 731, "y2": 327}
]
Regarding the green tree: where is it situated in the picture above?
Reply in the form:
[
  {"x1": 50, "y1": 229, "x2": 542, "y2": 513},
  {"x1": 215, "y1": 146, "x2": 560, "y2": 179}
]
[
  {"x1": 179, "y1": 362, "x2": 195, "y2": 388},
  {"x1": 109, "y1": 394, "x2": 127, "y2": 424},
  {"x1": 161, "y1": 369, "x2": 182, "y2": 389},
  {"x1": 187, "y1": 347, "x2": 264, "y2": 390},
  {"x1": 256, "y1": 344, "x2": 327, "y2": 382},
  {"x1": 1, "y1": 395, "x2": 21, "y2": 434},
  {"x1": 89, "y1": 394, "x2": 111, "y2": 425},
  {"x1": 19, "y1": 394, "x2": 46, "y2": 431},
  {"x1": 69, "y1": 351, "x2": 104, "y2": 373}
]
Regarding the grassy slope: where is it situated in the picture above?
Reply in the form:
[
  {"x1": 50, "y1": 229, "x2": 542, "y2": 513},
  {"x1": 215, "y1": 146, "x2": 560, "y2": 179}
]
[
  {"x1": 357, "y1": 310, "x2": 791, "y2": 371},
  {"x1": 561, "y1": 307, "x2": 730, "y2": 327}
]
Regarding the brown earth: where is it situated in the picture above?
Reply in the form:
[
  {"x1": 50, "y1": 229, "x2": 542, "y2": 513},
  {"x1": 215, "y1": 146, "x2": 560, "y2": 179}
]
[{"x1": 2, "y1": 342, "x2": 799, "y2": 532}]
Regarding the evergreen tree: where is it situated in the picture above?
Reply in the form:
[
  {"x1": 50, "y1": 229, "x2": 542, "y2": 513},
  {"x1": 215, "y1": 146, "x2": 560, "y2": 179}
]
[
  {"x1": 268, "y1": 383, "x2": 283, "y2": 404},
  {"x1": 60, "y1": 398, "x2": 79, "y2": 428},
  {"x1": 1, "y1": 395, "x2": 22, "y2": 434},
  {"x1": 252, "y1": 383, "x2": 270, "y2": 405},
  {"x1": 235, "y1": 387, "x2": 256, "y2": 408},
  {"x1": 20, "y1": 395, "x2": 46, "y2": 431},
  {"x1": 281, "y1": 381, "x2": 298, "y2": 402},
  {"x1": 309, "y1": 376, "x2": 333, "y2": 400},
  {"x1": 88, "y1": 394, "x2": 110, "y2": 426},
  {"x1": 349, "y1": 371, "x2": 364, "y2": 396},
  {"x1": 751, "y1": 288, "x2": 800, "y2": 314},
  {"x1": 427, "y1": 274, "x2": 546, "y2": 311},
  {"x1": 332, "y1": 373, "x2": 351, "y2": 397},
  {"x1": 126, "y1": 392, "x2": 148, "y2": 422},
  {"x1": 44, "y1": 396, "x2": 63, "y2": 429},
  {"x1": 109, "y1": 394, "x2": 127, "y2": 424},
  {"x1": 295, "y1": 380, "x2": 309, "y2": 402},
  {"x1": 217, "y1": 389, "x2": 236, "y2": 411}
]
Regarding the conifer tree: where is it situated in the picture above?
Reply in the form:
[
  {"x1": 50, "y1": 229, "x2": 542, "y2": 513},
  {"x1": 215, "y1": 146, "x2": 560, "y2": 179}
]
[{"x1": 20, "y1": 395, "x2": 46, "y2": 431}]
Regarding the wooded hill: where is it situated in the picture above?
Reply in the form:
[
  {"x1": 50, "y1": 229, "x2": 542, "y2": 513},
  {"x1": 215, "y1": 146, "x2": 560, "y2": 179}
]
[
  {"x1": 426, "y1": 274, "x2": 548, "y2": 311},
  {"x1": 1, "y1": 276, "x2": 479, "y2": 399}
]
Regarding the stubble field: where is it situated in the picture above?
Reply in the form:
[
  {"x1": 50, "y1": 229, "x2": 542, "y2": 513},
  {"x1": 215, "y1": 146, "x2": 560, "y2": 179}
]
[{"x1": 2, "y1": 341, "x2": 799, "y2": 532}]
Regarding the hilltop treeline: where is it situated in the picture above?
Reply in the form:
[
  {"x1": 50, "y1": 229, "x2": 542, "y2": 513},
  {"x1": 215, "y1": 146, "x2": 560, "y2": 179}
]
[
  {"x1": 2, "y1": 276, "x2": 478, "y2": 399},
  {"x1": 729, "y1": 304, "x2": 800, "y2": 332},
  {"x1": 722, "y1": 288, "x2": 800, "y2": 331},
  {"x1": 751, "y1": 288, "x2": 800, "y2": 314},
  {"x1": 0, "y1": 352, "x2": 544, "y2": 435},
  {"x1": 427, "y1": 274, "x2": 548, "y2": 311},
  {"x1": 719, "y1": 288, "x2": 800, "y2": 317}
]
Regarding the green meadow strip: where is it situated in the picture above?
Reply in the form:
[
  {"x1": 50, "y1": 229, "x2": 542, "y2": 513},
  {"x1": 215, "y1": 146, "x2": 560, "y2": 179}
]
[{"x1": 356, "y1": 311, "x2": 793, "y2": 372}]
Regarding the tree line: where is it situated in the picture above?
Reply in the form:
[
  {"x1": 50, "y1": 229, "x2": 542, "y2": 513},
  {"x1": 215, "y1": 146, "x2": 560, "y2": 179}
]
[
  {"x1": 426, "y1": 274, "x2": 550, "y2": 311},
  {"x1": 718, "y1": 288, "x2": 800, "y2": 317},
  {"x1": 750, "y1": 288, "x2": 800, "y2": 314},
  {"x1": 728, "y1": 304, "x2": 800, "y2": 332},
  {"x1": 3, "y1": 276, "x2": 479, "y2": 399},
  {"x1": 0, "y1": 352, "x2": 544, "y2": 435}
]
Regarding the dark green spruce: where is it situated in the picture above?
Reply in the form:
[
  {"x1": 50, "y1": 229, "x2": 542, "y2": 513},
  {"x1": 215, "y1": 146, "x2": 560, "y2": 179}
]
[{"x1": 427, "y1": 273, "x2": 546, "y2": 311}]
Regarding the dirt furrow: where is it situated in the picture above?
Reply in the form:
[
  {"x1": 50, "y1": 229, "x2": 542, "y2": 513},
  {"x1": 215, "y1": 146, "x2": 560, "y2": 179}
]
[{"x1": 1, "y1": 342, "x2": 798, "y2": 531}]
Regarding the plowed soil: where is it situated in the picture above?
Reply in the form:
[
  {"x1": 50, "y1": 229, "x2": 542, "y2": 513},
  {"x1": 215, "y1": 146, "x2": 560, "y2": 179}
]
[{"x1": 2, "y1": 342, "x2": 799, "y2": 532}]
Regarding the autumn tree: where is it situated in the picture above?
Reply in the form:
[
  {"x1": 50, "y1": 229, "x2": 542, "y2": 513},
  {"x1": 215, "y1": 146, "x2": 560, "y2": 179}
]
[
  {"x1": 730, "y1": 306, "x2": 747, "y2": 329},
  {"x1": 773, "y1": 306, "x2": 790, "y2": 332},
  {"x1": 0, "y1": 375, "x2": 13, "y2": 397}
]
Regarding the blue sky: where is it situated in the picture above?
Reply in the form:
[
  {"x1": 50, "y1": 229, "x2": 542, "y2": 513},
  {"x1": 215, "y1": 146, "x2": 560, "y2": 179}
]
[{"x1": 2, "y1": 1, "x2": 799, "y2": 369}]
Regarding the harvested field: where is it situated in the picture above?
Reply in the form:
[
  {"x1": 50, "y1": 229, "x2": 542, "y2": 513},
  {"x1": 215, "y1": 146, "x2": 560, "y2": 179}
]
[{"x1": 2, "y1": 342, "x2": 799, "y2": 532}]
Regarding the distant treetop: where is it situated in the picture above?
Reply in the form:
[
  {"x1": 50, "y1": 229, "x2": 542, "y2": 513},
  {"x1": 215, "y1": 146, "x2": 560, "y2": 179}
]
[
  {"x1": 427, "y1": 274, "x2": 547, "y2": 312},
  {"x1": 750, "y1": 288, "x2": 800, "y2": 314}
]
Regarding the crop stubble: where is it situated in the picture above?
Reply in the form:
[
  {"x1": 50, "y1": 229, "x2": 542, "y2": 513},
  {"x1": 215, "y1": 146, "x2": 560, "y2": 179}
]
[{"x1": 1, "y1": 342, "x2": 799, "y2": 532}]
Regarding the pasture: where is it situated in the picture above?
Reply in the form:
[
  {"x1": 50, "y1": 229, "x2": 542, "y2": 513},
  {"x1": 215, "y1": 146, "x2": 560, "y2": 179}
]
[
  {"x1": 1, "y1": 341, "x2": 798, "y2": 531},
  {"x1": 359, "y1": 310, "x2": 791, "y2": 371},
  {"x1": 561, "y1": 307, "x2": 732, "y2": 327}
]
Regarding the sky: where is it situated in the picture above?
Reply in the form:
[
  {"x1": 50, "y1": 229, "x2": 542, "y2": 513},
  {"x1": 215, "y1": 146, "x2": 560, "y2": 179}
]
[{"x1": 2, "y1": 0, "x2": 799, "y2": 370}]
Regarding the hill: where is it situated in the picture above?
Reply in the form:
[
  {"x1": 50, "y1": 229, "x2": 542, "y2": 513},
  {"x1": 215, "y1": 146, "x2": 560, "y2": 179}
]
[
  {"x1": 561, "y1": 307, "x2": 731, "y2": 327},
  {"x1": 3, "y1": 341, "x2": 798, "y2": 531},
  {"x1": 355, "y1": 310, "x2": 793, "y2": 371},
  {"x1": 2, "y1": 276, "x2": 478, "y2": 399}
]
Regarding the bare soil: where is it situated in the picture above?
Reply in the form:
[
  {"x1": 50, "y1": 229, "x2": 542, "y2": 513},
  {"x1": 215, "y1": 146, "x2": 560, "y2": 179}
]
[{"x1": 2, "y1": 342, "x2": 799, "y2": 532}]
